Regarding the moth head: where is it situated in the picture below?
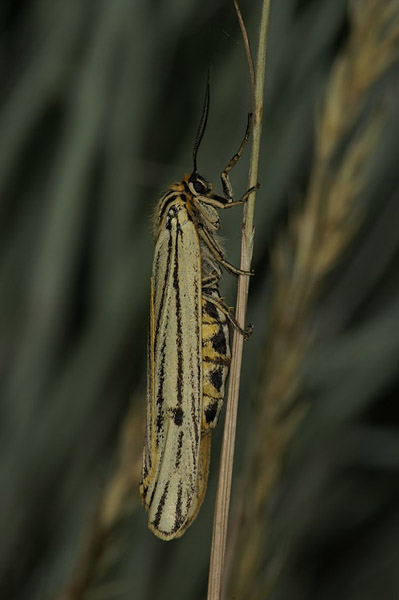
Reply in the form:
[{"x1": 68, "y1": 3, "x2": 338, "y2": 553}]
[{"x1": 187, "y1": 172, "x2": 212, "y2": 197}]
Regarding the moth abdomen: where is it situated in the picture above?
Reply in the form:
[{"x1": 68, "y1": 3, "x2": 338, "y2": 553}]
[{"x1": 201, "y1": 294, "x2": 231, "y2": 431}]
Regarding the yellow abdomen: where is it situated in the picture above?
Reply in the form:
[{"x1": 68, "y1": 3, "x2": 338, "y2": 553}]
[{"x1": 201, "y1": 296, "x2": 231, "y2": 431}]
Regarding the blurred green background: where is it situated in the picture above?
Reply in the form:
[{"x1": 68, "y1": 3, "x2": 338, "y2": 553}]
[{"x1": 0, "y1": 1, "x2": 398, "y2": 599}]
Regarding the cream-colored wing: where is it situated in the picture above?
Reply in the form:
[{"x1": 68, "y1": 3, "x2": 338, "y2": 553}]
[{"x1": 140, "y1": 204, "x2": 203, "y2": 540}]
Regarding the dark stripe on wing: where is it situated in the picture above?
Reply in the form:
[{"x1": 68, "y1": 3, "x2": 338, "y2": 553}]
[
  {"x1": 155, "y1": 338, "x2": 167, "y2": 435},
  {"x1": 174, "y1": 480, "x2": 184, "y2": 533},
  {"x1": 157, "y1": 192, "x2": 179, "y2": 227},
  {"x1": 173, "y1": 224, "x2": 184, "y2": 409},
  {"x1": 175, "y1": 429, "x2": 184, "y2": 468},
  {"x1": 154, "y1": 227, "x2": 174, "y2": 343},
  {"x1": 153, "y1": 481, "x2": 169, "y2": 529},
  {"x1": 193, "y1": 276, "x2": 201, "y2": 447}
]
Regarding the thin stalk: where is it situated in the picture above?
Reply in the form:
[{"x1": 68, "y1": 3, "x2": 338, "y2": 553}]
[{"x1": 207, "y1": 2, "x2": 271, "y2": 598}]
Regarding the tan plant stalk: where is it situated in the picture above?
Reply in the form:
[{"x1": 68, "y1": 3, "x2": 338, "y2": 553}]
[
  {"x1": 228, "y1": 0, "x2": 399, "y2": 598},
  {"x1": 207, "y1": 1, "x2": 271, "y2": 598},
  {"x1": 59, "y1": 400, "x2": 144, "y2": 600}
]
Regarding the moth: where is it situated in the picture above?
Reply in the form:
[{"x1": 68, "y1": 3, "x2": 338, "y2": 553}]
[{"x1": 140, "y1": 78, "x2": 255, "y2": 540}]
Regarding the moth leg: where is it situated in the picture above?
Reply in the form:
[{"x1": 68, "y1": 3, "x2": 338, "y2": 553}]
[
  {"x1": 221, "y1": 113, "x2": 253, "y2": 200},
  {"x1": 197, "y1": 194, "x2": 245, "y2": 210},
  {"x1": 201, "y1": 272, "x2": 220, "y2": 288},
  {"x1": 193, "y1": 191, "x2": 257, "y2": 234},
  {"x1": 239, "y1": 183, "x2": 261, "y2": 203},
  {"x1": 197, "y1": 182, "x2": 260, "y2": 212},
  {"x1": 198, "y1": 225, "x2": 253, "y2": 277},
  {"x1": 202, "y1": 292, "x2": 253, "y2": 340}
]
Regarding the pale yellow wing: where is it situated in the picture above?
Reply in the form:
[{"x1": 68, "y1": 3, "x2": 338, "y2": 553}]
[{"x1": 140, "y1": 204, "x2": 203, "y2": 540}]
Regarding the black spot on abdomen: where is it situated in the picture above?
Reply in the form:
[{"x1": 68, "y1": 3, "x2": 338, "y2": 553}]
[
  {"x1": 205, "y1": 401, "x2": 218, "y2": 424},
  {"x1": 210, "y1": 367, "x2": 223, "y2": 391},
  {"x1": 211, "y1": 328, "x2": 227, "y2": 355},
  {"x1": 204, "y1": 301, "x2": 219, "y2": 320}
]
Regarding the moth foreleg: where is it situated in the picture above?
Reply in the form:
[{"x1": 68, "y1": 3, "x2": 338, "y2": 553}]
[{"x1": 220, "y1": 113, "x2": 253, "y2": 200}]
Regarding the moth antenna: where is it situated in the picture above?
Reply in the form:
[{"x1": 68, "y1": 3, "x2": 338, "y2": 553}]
[{"x1": 192, "y1": 68, "x2": 210, "y2": 174}]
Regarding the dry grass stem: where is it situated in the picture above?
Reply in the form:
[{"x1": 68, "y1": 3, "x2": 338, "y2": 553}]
[
  {"x1": 207, "y1": 1, "x2": 271, "y2": 598},
  {"x1": 227, "y1": 1, "x2": 398, "y2": 598},
  {"x1": 233, "y1": 0, "x2": 256, "y2": 114},
  {"x1": 59, "y1": 400, "x2": 144, "y2": 600}
]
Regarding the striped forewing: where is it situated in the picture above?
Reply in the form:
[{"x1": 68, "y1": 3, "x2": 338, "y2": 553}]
[{"x1": 141, "y1": 203, "x2": 203, "y2": 539}]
